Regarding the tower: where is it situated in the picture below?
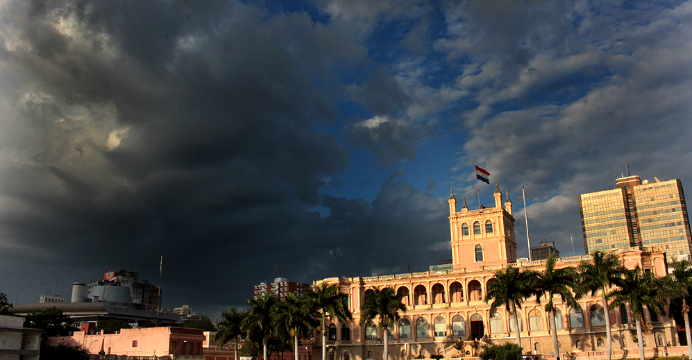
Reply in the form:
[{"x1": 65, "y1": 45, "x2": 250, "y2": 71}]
[{"x1": 449, "y1": 184, "x2": 517, "y2": 268}]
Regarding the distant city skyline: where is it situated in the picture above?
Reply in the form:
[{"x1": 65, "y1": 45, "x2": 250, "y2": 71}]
[{"x1": 2, "y1": 0, "x2": 692, "y2": 318}]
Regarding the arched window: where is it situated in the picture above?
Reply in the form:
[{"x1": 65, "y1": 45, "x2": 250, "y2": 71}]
[
  {"x1": 452, "y1": 315, "x2": 465, "y2": 336},
  {"x1": 329, "y1": 324, "x2": 337, "y2": 341},
  {"x1": 365, "y1": 321, "x2": 376, "y2": 341},
  {"x1": 534, "y1": 343, "x2": 540, "y2": 352},
  {"x1": 397, "y1": 287, "x2": 410, "y2": 307},
  {"x1": 450, "y1": 282, "x2": 464, "y2": 303},
  {"x1": 649, "y1": 308, "x2": 659, "y2": 322},
  {"x1": 434, "y1": 316, "x2": 446, "y2": 337},
  {"x1": 399, "y1": 318, "x2": 411, "y2": 339},
  {"x1": 485, "y1": 220, "x2": 493, "y2": 234},
  {"x1": 490, "y1": 313, "x2": 503, "y2": 334},
  {"x1": 386, "y1": 323, "x2": 394, "y2": 340},
  {"x1": 529, "y1": 309, "x2": 543, "y2": 331},
  {"x1": 590, "y1": 304, "x2": 606, "y2": 327},
  {"x1": 468, "y1": 280, "x2": 482, "y2": 301},
  {"x1": 509, "y1": 313, "x2": 523, "y2": 333},
  {"x1": 575, "y1": 340, "x2": 582, "y2": 349},
  {"x1": 597, "y1": 338, "x2": 604, "y2": 347},
  {"x1": 414, "y1": 285, "x2": 427, "y2": 305},
  {"x1": 462, "y1": 223, "x2": 469, "y2": 236},
  {"x1": 416, "y1": 317, "x2": 429, "y2": 338},
  {"x1": 569, "y1": 307, "x2": 584, "y2": 329},
  {"x1": 475, "y1": 245, "x2": 483, "y2": 262},
  {"x1": 620, "y1": 304, "x2": 628, "y2": 324},
  {"x1": 657, "y1": 334, "x2": 665, "y2": 346},
  {"x1": 342, "y1": 324, "x2": 350, "y2": 341},
  {"x1": 366, "y1": 351, "x2": 373, "y2": 360},
  {"x1": 344, "y1": 352, "x2": 350, "y2": 360},
  {"x1": 549, "y1": 309, "x2": 564, "y2": 330},
  {"x1": 473, "y1": 222, "x2": 481, "y2": 235},
  {"x1": 432, "y1": 284, "x2": 445, "y2": 304}
]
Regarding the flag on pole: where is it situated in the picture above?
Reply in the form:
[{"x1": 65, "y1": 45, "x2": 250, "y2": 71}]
[{"x1": 475, "y1": 165, "x2": 490, "y2": 184}]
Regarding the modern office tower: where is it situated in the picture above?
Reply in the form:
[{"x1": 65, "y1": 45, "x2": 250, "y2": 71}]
[
  {"x1": 253, "y1": 278, "x2": 310, "y2": 299},
  {"x1": 530, "y1": 240, "x2": 559, "y2": 261},
  {"x1": 579, "y1": 175, "x2": 692, "y2": 261}
]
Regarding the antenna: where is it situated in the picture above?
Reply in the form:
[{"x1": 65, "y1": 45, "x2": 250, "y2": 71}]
[
  {"x1": 626, "y1": 163, "x2": 631, "y2": 176},
  {"x1": 522, "y1": 186, "x2": 532, "y2": 261},
  {"x1": 571, "y1": 233, "x2": 575, "y2": 256}
]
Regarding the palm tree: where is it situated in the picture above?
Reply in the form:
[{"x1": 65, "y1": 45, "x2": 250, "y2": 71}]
[
  {"x1": 608, "y1": 267, "x2": 664, "y2": 360},
  {"x1": 215, "y1": 307, "x2": 247, "y2": 360},
  {"x1": 307, "y1": 283, "x2": 353, "y2": 360},
  {"x1": 662, "y1": 260, "x2": 692, "y2": 358},
  {"x1": 359, "y1": 287, "x2": 406, "y2": 360},
  {"x1": 577, "y1": 251, "x2": 625, "y2": 360},
  {"x1": 532, "y1": 253, "x2": 581, "y2": 360},
  {"x1": 484, "y1": 265, "x2": 537, "y2": 351},
  {"x1": 275, "y1": 293, "x2": 319, "y2": 360},
  {"x1": 243, "y1": 294, "x2": 279, "y2": 360}
]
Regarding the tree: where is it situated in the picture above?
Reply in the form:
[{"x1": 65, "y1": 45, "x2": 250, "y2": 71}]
[
  {"x1": 242, "y1": 294, "x2": 279, "y2": 360},
  {"x1": 0, "y1": 292, "x2": 12, "y2": 315},
  {"x1": 96, "y1": 319, "x2": 132, "y2": 332},
  {"x1": 181, "y1": 315, "x2": 217, "y2": 331},
  {"x1": 484, "y1": 266, "x2": 537, "y2": 351},
  {"x1": 307, "y1": 283, "x2": 353, "y2": 360},
  {"x1": 215, "y1": 307, "x2": 247, "y2": 360},
  {"x1": 663, "y1": 260, "x2": 692, "y2": 358},
  {"x1": 24, "y1": 307, "x2": 77, "y2": 338},
  {"x1": 577, "y1": 251, "x2": 625, "y2": 360},
  {"x1": 359, "y1": 287, "x2": 406, "y2": 360},
  {"x1": 275, "y1": 293, "x2": 319, "y2": 360},
  {"x1": 479, "y1": 343, "x2": 522, "y2": 360},
  {"x1": 41, "y1": 342, "x2": 89, "y2": 360},
  {"x1": 532, "y1": 253, "x2": 581, "y2": 360}
]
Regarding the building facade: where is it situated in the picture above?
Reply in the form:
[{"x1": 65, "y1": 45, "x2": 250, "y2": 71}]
[
  {"x1": 254, "y1": 278, "x2": 310, "y2": 299},
  {"x1": 530, "y1": 241, "x2": 559, "y2": 261},
  {"x1": 579, "y1": 175, "x2": 692, "y2": 261},
  {"x1": 315, "y1": 184, "x2": 678, "y2": 360},
  {"x1": 38, "y1": 294, "x2": 65, "y2": 303},
  {"x1": 87, "y1": 269, "x2": 162, "y2": 311}
]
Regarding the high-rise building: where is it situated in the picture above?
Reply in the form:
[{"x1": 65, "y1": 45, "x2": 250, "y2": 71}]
[
  {"x1": 579, "y1": 175, "x2": 692, "y2": 261},
  {"x1": 253, "y1": 278, "x2": 310, "y2": 299},
  {"x1": 530, "y1": 240, "x2": 559, "y2": 260},
  {"x1": 87, "y1": 269, "x2": 162, "y2": 311}
]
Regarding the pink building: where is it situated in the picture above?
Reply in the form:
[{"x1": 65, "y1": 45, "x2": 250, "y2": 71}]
[{"x1": 47, "y1": 326, "x2": 205, "y2": 359}]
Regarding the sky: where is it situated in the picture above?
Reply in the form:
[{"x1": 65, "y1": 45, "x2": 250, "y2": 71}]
[{"x1": 1, "y1": 0, "x2": 692, "y2": 319}]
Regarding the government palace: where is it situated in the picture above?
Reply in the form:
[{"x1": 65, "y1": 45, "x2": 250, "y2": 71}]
[{"x1": 314, "y1": 183, "x2": 679, "y2": 360}]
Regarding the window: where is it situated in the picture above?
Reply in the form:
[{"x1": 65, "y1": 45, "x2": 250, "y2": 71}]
[
  {"x1": 452, "y1": 315, "x2": 465, "y2": 336},
  {"x1": 529, "y1": 309, "x2": 543, "y2": 331},
  {"x1": 490, "y1": 313, "x2": 503, "y2": 334},
  {"x1": 365, "y1": 322, "x2": 377, "y2": 340},
  {"x1": 597, "y1": 338, "x2": 604, "y2": 347},
  {"x1": 473, "y1": 222, "x2": 481, "y2": 234},
  {"x1": 485, "y1": 220, "x2": 493, "y2": 234},
  {"x1": 549, "y1": 309, "x2": 564, "y2": 330},
  {"x1": 475, "y1": 245, "x2": 483, "y2": 262},
  {"x1": 649, "y1": 309, "x2": 659, "y2": 322},
  {"x1": 620, "y1": 304, "x2": 628, "y2": 324},
  {"x1": 509, "y1": 313, "x2": 523, "y2": 333},
  {"x1": 658, "y1": 334, "x2": 665, "y2": 346},
  {"x1": 462, "y1": 223, "x2": 469, "y2": 236},
  {"x1": 569, "y1": 308, "x2": 584, "y2": 329},
  {"x1": 399, "y1": 319, "x2": 411, "y2": 339},
  {"x1": 329, "y1": 324, "x2": 337, "y2": 341},
  {"x1": 344, "y1": 352, "x2": 350, "y2": 360},
  {"x1": 387, "y1": 323, "x2": 394, "y2": 340},
  {"x1": 575, "y1": 340, "x2": 582, "y2": 349},
  {"x1": 416, "y1": 317, "x2": 429, "y2": 338},
  {"x1": 434, "y1": 316, "x2": 446, "y2": 337},
  {"x1": 132, "y1": 340, "x2": 138, "y2": 348},
  {"x1": 366, "y1": 351, "x2": 373, "y2": 360},
  {"x1": 342, "y1": 324, "x2": 350, "y2": 341},
  {"x1": 590, "y1": 305, "x2": 606, "y2": 327}
]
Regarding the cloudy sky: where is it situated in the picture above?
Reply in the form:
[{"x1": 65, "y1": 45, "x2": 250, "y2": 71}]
[{"x1": 1, "y1": 0, "x2": 692, "y2": 318}]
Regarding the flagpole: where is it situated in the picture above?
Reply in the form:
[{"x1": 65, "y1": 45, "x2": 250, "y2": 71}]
[
  {"x1": 522, "y1": 186, "x2": 532, "y2": 261},
  {"x1": 477, "y1": 184, "x2": 481, "y2": 209}
]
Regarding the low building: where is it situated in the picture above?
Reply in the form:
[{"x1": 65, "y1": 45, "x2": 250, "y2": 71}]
[
  {"x1": 175, "y1": 305, "x2": 194, "y2": 317},
  {"x1": 46, "y1": 326, "x2": 204, "y2": 359},
  {"x1": 9, "y1": 302, "x2": 180, "y2": 327},
  {"x1": 38, "y1": 294, "x2": 65, "y2": 304},
  {"x1": 254, "y1": 278, "x2": 310, "y2": 299},
  {"x1": 0, "y1": 314, "x2": 41, "y2": 360},
  {"x1": 530, "y1": 240, "x2": 559, "y2": 261}
]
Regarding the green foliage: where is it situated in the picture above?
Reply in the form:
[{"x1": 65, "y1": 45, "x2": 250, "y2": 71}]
[
  {"x1": 24, "y1": 307, "x2": 77, "y2": 338},
  {"x1": 307, "y1": 283, "x2": 353, "y2": 326},
  {"x1": 274, "y1": 292, "x2": 319, "y2": 345},
  {"x1": 41, "y1": 342, "x2": 89, "y2": 360},
  {"x1": 0, "y1": 292, "x2": 12, "y2": 315},
  {"x1": 359, "y1": 287, "x2": 406, "y2": 329},
  {"x1": 215, "y1": 307, "x2": 247, "y2": 349},
  {"x1": 239, "y1": 338, "x2": 261, "y2": 358},
  {"x1": 181, "y1": 315, "x2": 217, "y2": 331},
  {"x1": 485, "y1": 266, "x2": 537, "y2": 315},
  {"x1": 96, "y1": 319, "x2": 132, "y2": 332},
  {"x1": 479, "y1": 343, "x2": 522, "y2": 360}
]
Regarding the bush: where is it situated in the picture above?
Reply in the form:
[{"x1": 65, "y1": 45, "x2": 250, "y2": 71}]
[
  {"x1": 479, "y1": 343, "x2": 522, "y2": 360},
  {"x1": 41, "y1": 342, "x2": 89, "y2": 360}
]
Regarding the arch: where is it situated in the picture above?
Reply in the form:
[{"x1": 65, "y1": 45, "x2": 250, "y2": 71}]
[
  {"x1": 509, "y1": 312, "x2": 523, "y2": 334},
  {"x1": 470, "y1": 313, "x2": 484, "y2": 340},
  {"x1": 452, "y1": 315, "x2": 465, "y2": 336},
  {"x1": 549, "y1": 308, "x2": 564, "y2": 330},
  {"x1": 590, "y1": 304, "x2": 606, "y2": 327},
  {"x1": 473, "y1": 221, "x2": 481, "y2": 235},
  {"x1": 575, "y1": 340, "x2": 582, "y2": 349},
  {"x1": 475, "y1": 244, "x2": 484, "y2": 262},
  {"x1": 366, "y1": 351, "x2": 373, "y2": 360},
  {"x1": 485, "y1": 220, "x2": 493, "y2": 234},
  {"x1": 341, "y1": 323, "x2": 350, "y2": 341},
  {"x1": 364, "y1": 289, "x2": 374, "y2": 301},
  {"x1": 462, "y1": 223, "x2": 469, "y2": 236},
  {"x1": 329, "y1": 324, "x2": 337, "y2": 341},
  {"x1": 657, "y1": 334, "x2": 665, "y2": 346},
  {"x1": 486, "y1": 278, "x2": 498, "y2": 294},
  {"x1": 399, "y1": 318, "x2": 411, "y2": 340},
  {"x1": 534, "y1": 343, "x2": 541, "y2": 352},
  {"x1": 414, "y1": 285, "x2": 427, "y2": 305},
  {"x1": 569, "y1": 307, "x2": 584, "y2": 329},
  {"x1": 597, "y1": 338, "x2": 604, "y2": 347},
  {"x1": 416, "y1": 317, "x2": 429, "y2": 338},
  {"x1": 397, "y1": 286, "x2": 410, "y2": 307},
  {"x1": 449, "y1": 281, "x2": 463, "y2": 303},
  {"x1": 432, "y1": 283, "x2": 445, "y2": 304},
  {"x1": 468, "y1": 280, "x2": 482, "y2": 301},
  {"x1": 620, "y1": 304, "x2": 628, "y2": 324},
  {"x1": 344, "y1": 352, "x2": 350, "y2": 360},
  {"x1": 529, "y1": 309, "x2": 543, "y2": 331},
  {"x1": 490, "y1": 313, "x2": 503, "y2": 334},
  {"x1": 649, "y1": 308, "x2": 659, "y2": 322},
  {"x1": 365, "y1": 321, "x2": 377, "y2": 341},
  {"x1": 434, "y1": 316, "x2": 446, "y2": 337}
]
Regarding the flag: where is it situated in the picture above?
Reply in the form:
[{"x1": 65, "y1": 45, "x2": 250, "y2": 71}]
[{"x1": 475, "y1": 165, "x2": 490, "y2": 184}]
